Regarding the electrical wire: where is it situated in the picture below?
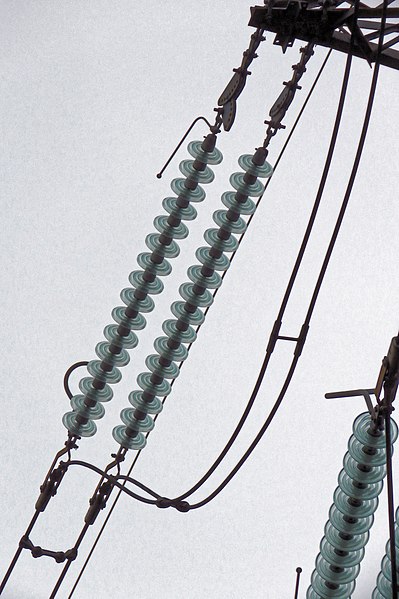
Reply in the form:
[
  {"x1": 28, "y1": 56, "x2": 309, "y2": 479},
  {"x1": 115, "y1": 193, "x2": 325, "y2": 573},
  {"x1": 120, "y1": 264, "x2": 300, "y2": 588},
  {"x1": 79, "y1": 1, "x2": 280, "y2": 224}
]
[
  {"x1": 66, "y1": 460, "x2": 160, "y2": 502},
  {"x1": 173, "y1": 41, "x2": 354, "y2": 504},
  {"x1": 179, "y1": 0, "x2": 386, "y2": 511}
]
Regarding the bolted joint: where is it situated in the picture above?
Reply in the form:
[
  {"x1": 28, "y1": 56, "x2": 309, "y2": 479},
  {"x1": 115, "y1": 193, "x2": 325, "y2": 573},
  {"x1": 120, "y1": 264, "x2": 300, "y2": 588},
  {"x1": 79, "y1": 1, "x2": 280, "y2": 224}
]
[
  {"x1": 35, "y1": 466, "x2": 65, "y2": 513},
  {"x1": 84, "y1": 481, "x2": 113, "y2": 525}
]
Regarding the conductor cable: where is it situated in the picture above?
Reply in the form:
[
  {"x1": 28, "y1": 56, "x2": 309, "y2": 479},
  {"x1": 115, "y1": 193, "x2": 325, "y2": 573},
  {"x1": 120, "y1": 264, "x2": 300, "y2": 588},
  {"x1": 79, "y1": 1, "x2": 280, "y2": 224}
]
[{"x1": 179, "y1": 0, "x2": 386, "y2": 510}]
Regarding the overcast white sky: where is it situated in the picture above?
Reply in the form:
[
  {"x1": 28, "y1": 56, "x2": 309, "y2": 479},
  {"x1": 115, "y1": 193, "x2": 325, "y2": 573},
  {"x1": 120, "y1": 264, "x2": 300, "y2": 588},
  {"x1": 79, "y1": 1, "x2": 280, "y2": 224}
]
[{"x1": 1, "y1": 2, "x2": 399, "y2": 598}]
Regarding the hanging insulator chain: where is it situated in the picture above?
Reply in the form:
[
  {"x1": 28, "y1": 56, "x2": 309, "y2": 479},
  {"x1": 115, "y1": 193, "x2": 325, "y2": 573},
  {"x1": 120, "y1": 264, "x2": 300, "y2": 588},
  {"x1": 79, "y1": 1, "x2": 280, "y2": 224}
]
[
  {"x1": 216, "y1": 28, "x2": 266, "y2": 131},
  {"x1": 112, "y1": 148, "x2": 273, "y2": 451},
  {"x1": 306, "y1": 412, "x2": 398, "y2": 598},
  {"x1": 372, "y1": 506, "x2": 399, "y2": 598},
  {"x1": 62, "y1": 133, "x2": 223, "y2": 439},
  {"x1": 263, "y1": 42, "x2": 315, "y2": 148}
]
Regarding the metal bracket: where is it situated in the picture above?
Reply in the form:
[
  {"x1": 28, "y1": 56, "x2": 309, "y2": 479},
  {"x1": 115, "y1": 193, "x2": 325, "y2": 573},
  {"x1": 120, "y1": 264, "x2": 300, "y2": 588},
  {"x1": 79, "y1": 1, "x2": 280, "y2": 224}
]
[
  {"x1": 249, "y1": 1, "x2": 399, "y2": 70},
  {"x1": 325, "y1": 387, "x2": 376, "y2": 417},
  {"x1": 217, "y1": 28, "x2": 266, "y2": 131},
  {"x1": 324, "y1": 333, "x2": 399, "y2": 418},
  {"x1": 35, "y1": 463, "x2": 68, "y2": 513}
]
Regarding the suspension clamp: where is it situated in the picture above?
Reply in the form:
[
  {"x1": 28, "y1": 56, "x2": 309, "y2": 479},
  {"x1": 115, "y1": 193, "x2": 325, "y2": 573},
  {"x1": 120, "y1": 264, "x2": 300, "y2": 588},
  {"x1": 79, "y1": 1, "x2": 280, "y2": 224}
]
[
  {"x1": 84, "y1": 481, "x2": 113, "y2": 525},
  {"x1": 35, "y1": 463, "x2": 68, "y2": 513}
]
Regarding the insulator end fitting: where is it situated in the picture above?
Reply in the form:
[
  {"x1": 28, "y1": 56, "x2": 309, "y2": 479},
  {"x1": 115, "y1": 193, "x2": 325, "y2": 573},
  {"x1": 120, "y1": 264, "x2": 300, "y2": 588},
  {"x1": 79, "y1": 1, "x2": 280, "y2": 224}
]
[
  {"x1": 201, "y1": 133, "x2": 217, "y2": 153},
  {"x1": 252, "y1": 146, "x2": 267, "y2": 166}
]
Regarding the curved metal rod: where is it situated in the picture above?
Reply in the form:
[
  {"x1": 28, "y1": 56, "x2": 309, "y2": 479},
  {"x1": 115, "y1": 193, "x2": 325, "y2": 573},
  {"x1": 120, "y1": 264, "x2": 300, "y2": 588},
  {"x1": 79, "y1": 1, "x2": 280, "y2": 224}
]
[
  {"x1": 65, "y1": 460, "x2": 160, "y2": 503},
  {"x1": 63, "y1": 361, "x2": 89, "y2": 400},
  {"x1": 156, "y1": 115, "x2": 214, "y2": 179}
]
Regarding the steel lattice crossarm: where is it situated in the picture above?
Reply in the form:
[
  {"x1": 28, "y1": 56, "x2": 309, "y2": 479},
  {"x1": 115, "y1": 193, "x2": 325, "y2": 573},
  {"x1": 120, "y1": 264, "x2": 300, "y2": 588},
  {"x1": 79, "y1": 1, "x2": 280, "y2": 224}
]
[{"x1": 249, "y1": 0, "x2": 399, "y2": 69}]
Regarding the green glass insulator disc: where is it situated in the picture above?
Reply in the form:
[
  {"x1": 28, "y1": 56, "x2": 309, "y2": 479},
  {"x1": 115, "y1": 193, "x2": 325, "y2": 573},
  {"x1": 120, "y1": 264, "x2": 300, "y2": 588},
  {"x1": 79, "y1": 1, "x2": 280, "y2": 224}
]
[
  {"x1": 145, "y1": 233, "x2": 180, "y2": 258},
  {"x1": 129, "y1": 271, "x2": 164, "y2": 295},
  {"x1": 329, "y1": 504, "x2": 374, "y2": 535},
  {"x1": 128, "y1": 389, "x2": 163, "y2": 415},
  {"x1": 204, "y1": 228, "x2": 238, "y2": 252},
  {"x1": 112, "y1": 425, "x2": 146, "y2": 450},
  {"x1": 70, "y1": 395, "x2": 105, "y2": 420},
  {"x1": 221, "y1": 191, "x2": 256, "y2": 215},
  {"x1": 333, "y1": 487, "x2": 378, "y2": 519},
  {"x1": 62, "y1": 412, "x2": 97, "y2": 437},
  {"x1": 154, "y1": 214, "x2": 188, "y2": 240},
  {"x1": 179, "y1": 159, "x2": 215, "y2": 184},
  {"x1": 137, "y1": 371, "x2": 171, "y2": 397},
  {"x1": 385, "y1": 523, "x2": 399, "y2": 551},
  {"x1": 162, "y1": 197, "x2": 197, "y2": 221},
  {"x1": 79, "y1": 377, "x2": 113, "y2": 403},
  {"x1": 376, "y1": 570, "x2": 393, "y2": 598},
  {"x1": 320, "y1": 536, "x2": 365, "y2": 568},
  {"x1": 316, "y1": 553, "x2": 360, "y2": 585},
  {"x1": 238, "y1": 153, "x2": 273, "y2": 178},
  {"x1": 381, "y1": 554, "x2": 398, "y2": 582},
  {"x1": 170, "y1": 178, "x2": 206, "y2": 203},
  {"x1": 170, "y1": 301, "x2": 205, "y2": 326},
  {"x1": 120, "y1": 289, "x2": 155, "y2": 313},
  {"x1": 179, "y1": 282, "x2": 214, "y2": 307},
  {"x1": 324, "y1": 521, "x2": 369, "y2": 553},
  {"x1": 120, "y1": 408, "x2": 155, "y2": 432},
  {"x1": 371, "y1": 588, "x2": 383, "y2": 599},
  {"x1": 195, "y1": 247, "x2": 230, "y2": 272},
  {"x1": 343, "y1": 452, "x2": 385, "y2": 484},
  {"x1": 310, "y1": 570, "x2": 355, "y2": 599},
  {"x1": 385, "y1": 536, "x2": 399, "y2": 562},
  {"x1": 154, "y1": 335, "x2": 188, "y2": 361},
  {"x1": 137, "y1": 252, "x2": 172, "y2": 277},
  {"x1": 353, "y1": 412, "x2": 398, "y2": 447},
  {"x1": 162, "y1": 318, "x2": 197, "y2": 344},
  {"x1": 112, "y1": 306, "x2": 146, "y2": 329},
  {"x1": 87, "y1": 360, "x2": 122, "y2": 385},
  {"x1": 229, "y1": 172, "x2": 264, "y2": 197},
  {"x1": 338, "y1": 469, "x2": 382, "y2": 500},
  {"x1": 95, "y1": 342, "x2": 130, "y2": 367},
  {"x1": 145, "y1": 354, "x2": 180, "y2": 379},
  {"x1": 213, "y1": 209, "x2": 246, "y2": 234},
  {"x1": 306, "y1": 588, "x2": 322, "y2": 599},
  {"x1": 103, "y1": 324, "x2": 138, "y2": 350},
  {"x1": 187, "y1": 140, "x2": 223, "y2": 165},
  {"x1": 187, "y1": 265, "x2": 222, "y2": 290},
  {"x1": 348, "y1": 435, "x2": 387, "y2": 467}
]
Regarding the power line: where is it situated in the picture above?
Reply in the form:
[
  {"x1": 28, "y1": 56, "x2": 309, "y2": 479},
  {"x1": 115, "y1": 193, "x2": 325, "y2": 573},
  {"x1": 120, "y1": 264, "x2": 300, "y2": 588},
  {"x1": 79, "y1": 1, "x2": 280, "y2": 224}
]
[{"x1": 178, "y1": 0, "x2": 388, "y2": 511}]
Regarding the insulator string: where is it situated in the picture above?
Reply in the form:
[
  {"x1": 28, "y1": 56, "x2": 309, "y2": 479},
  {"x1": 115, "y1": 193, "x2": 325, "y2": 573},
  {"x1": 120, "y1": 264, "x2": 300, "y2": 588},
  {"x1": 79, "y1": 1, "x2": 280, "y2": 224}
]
[
  {"x1": 112, "y1": 149, "x2": 273, "y2": 451},
  {"x1": 306, "y1": 412, "x2": 398, "y2": 598},
  {"x1": 62, "y1": 133, "x2": 223, "y2": 439},
  {"x1": 66, "y1": 46, "x2": 330, "y2": 598}
]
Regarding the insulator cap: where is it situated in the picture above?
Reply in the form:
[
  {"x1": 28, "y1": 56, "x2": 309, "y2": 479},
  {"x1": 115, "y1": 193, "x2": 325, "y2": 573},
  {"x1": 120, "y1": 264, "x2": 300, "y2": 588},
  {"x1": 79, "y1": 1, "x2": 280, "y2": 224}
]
[{"x1": 112, "y1": 425, "x2": 146, "y2": 450}]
